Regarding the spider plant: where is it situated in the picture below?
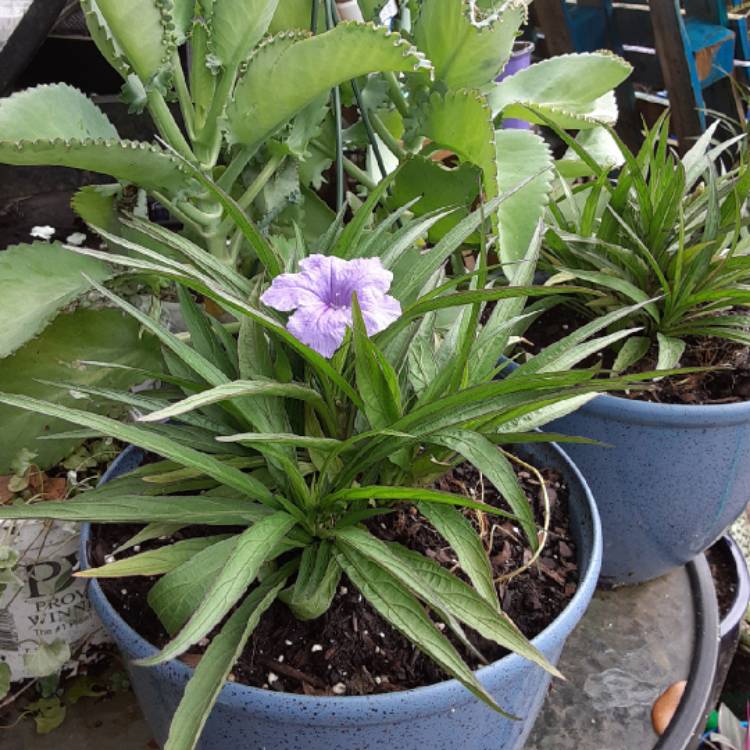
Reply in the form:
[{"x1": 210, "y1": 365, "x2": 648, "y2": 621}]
[{"x1": 541, "y1": 115, "x2": 750, "y2": 372}]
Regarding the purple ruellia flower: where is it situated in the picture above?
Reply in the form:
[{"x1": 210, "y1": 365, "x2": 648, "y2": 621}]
[{"x1": 260, "y1": 254, "x2": 401, "y2": 358}]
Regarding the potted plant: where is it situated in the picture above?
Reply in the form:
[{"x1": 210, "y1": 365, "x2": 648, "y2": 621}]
[
  {"x1": 0, "y1": 175, "x2": 674, "y2": 748},
  {"x1": 509, "y1": 115, "x2": 750, "y2": 585}
]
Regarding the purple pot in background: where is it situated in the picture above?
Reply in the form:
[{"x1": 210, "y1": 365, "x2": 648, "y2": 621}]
[{"x1": 497, "y1": 41, "x2": 535, "y2": 130}]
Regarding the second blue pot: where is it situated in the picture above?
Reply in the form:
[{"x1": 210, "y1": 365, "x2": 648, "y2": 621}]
[
  {"x1": 83, "y1": 441, "x2": 601, "y2": 750},
  {"x1": 550, "y1": 394, "x2": 750, "y2": 586}
]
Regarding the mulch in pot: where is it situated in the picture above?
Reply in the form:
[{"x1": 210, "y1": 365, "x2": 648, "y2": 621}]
[
  {"x1": 517, "y1": 305, "x2": 750, "y2": 406},
  {"x1": 90, "y1": 457, "x2": 579, "y2": 697}
]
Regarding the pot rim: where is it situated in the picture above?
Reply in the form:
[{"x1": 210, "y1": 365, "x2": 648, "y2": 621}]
[
  {"x1": 503, "y1": 358, "x2": 750, "y2": 426},
  {"x1": 82, "y1": 441, "x2": 602, "y2": 718},
  {"x1": 574, "y1": 390, "x2": 750, "y2": 428},
  {"x1": 718, "y1": 534, "x2": 750, "y2": 638}
]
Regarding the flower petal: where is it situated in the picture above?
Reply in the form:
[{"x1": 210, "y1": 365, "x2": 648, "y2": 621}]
[
  {"x1": 287, "y1": 302, "x2": 351, "y2": 358},
  {"x1": 260, "y1": 271, "x2": 323, "y2": 311},
  {"x1": 359, "y1": 290, "x2": 402, "y2": 336}
]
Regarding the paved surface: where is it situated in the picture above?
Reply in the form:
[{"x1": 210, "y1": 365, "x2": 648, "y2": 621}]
[{"x1": 4, "y1": 567, "x2": 693, "y2": 749}]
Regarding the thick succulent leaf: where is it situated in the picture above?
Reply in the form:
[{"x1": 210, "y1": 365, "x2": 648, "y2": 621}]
[
  {"x1": 209, "y1": 0, "x2": 280, "y2": 71},
  {"x1": 557, "y1": 126, "x2": 625, "y2": 179},
  {"x1": 226, "y1": 23, "x2": 430, "y2": 146},
  {"x1": 419, "y1": 502, "x2": 498, "y2": 608},
  {"x1": 164, "y1": 576, "x2": 288, "y2": 750},
  {"x1": 172, "y1": 0, "x2": 195, "y2": 41},
  {"x1": 268, "y1": 0, "x2": 323, "y2": 33},
  {"x1": 81, "y1": 0, "x2": 133, "y2": 78},
  {"x1": 429, "y1": 428, "x2": 538, "y2": 550},
  {"x1": 0, "y1": 139, "x2": 193, "y2": 193},
  {"x1": 0, "y1": 309, "x2": 161, "y2": 473},
  {"x1": 0, "y1": 242, "x2": 111, "y2": 357},
  {"x1": 413, "y1": 0, "x2": 527, "y2": 89},
  {"x1": 94, "y1": 0, "x2": 176, "y2": 85},
  {"x1": 335, "y1": 541, "x2": 511, "y2": 716},
  {"x1": 137, "y1": 512, "x2": 296, "y2": 665},
  {"x1": 419, "y1": 90, "x2": 498, "y2": 199},
  {"x1": 0, "y1": 84, "x2": 117, "y2": 141},
  {"x1": 387, "y1": 156, "x2": 480, "y2": 242},
  {"x1": 495, "y1": 129, "x2": 553, "y2": 265},
  {"x1": 79, "y1": 536, "x2": 230, "y2": 578},
  {"x1": 488, "y1": 52, "x2": 632, "y2": 128}
]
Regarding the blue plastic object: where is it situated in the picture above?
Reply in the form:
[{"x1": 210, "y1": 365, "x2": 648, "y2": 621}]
[
  {"x1": 548, "y1": 395, "x2": 750, "y2": 586},
  {"x1": 83, "y1": 442, "x2": 602, "y2": 750}
]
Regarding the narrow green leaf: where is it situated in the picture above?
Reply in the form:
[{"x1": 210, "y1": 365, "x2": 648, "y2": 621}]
[
  {"x1": 429, "y1": 429, "x2": 538, "y2": 551},
  {"x1": 163, "y1": 568, "x2": 292, "y2": 750},
  {"x1": 0, "y1": 393, "x2": 276, "y2": 505},
  {"x1": 137, "y1": 512, "x2": 296, "y2": 665},
  {"x1": 280, "y1": 542, "x2": 341, "y2": 621},
  {"x1": 139, "y1": 380, "x2": 327, "y2": 423},
  {"x1": 325, "y1": 485, "x2": 517, "y2": 519},
  {"x1": 419, "y1": 503, "x2": 498, "y2": 608},
  {"x1": 656, "y1": 333, "x2": 686, "y2": 370},
  {"x1": 79, "y1": 536, "x2": 230, "y2": 578},
  {"x1": 335, "y1": 542, "x2": 514, "y2": 717}
]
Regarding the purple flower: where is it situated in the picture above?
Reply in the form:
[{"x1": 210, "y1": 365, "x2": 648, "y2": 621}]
[{"x1": 260, "y1": 254, "x2": 401, "y2": 358}]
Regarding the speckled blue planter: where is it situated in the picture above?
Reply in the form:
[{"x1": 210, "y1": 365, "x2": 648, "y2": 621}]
[
  {"x1": 82, "y1": 442, "x2": 601, "y2": 750},
  {"x1": 549, "y1": 395, "x2": 750, "y2": 586}
]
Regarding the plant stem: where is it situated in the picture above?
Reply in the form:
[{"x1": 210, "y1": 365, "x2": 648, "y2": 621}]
[
  {"x1": 146, "y1": 90, "x2": 195, "y2": 162},
  {"x1": 342, "y1": 153, "x2": 377, "y2": 190},
  {"x1": 152, "y1": 191, "x2": 205, "y2": 235},
  {"x1": 217, "y1": 152, "x2": 286, "y2": 236},
  {"x1": 325, "y1": 0, "x2": 345, "y2": 212},
  {"x1": 172, "y1": 51, "x2": 196, "y2": 141},
  {"x1": 384, "y1": 71, "x2": 408, "y2": 117},
  {"x1": 371, "y1": 112, "x2": 407, "y2": 160},
  {"x1": 351, "y1": 78, "x2": 388, "y2": 179},
  {"x1": 219, "y1": 144, "x2": 259, "y2": 191}
]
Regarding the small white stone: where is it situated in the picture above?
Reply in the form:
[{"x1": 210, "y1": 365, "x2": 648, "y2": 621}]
[
  {"x1": 198, "y1": 638, "x2": 210, "y2": 647},
  {"x1": 378, "y1": 632, "x2": 385, "y2": 639},
  {"x1": 66, "y1": 470, "x2": 78, "y2": 486},
  {"x1": 66, "y1": 232, "x2": 87, "y2": 246},
  {"x1": 311, "y1": 644, "x2": 323, "y2": 653},
  {"x1": 104, "y1": 554, "x2": 116, "y2": 564},
  {"x1": 133, "y1": 545, "x2": 141, "y2": 553},
  {"x1": 332, "y1": 683, "x2": 346, "y2": 695},
  {"x1": 339, "y1": 586, "x2": 348, "y2": 595},
  {"x1": 268, "y1": 672, "x2": 279, "y2": 684},
  {"x1": 277, "y1": 655, "x2": 284, "y2": 663},
  {"x1": 120, "y1": 588, "x2": 127, "y2": 595},
  {"x1": 374, "y1": 676, "x2": 383, "y2": 685},
  {"x1": 30, "y1": 225, "x2": 55, "y2": 241},
  {"x1": 285, "y1": 639, "x2": 293, "y2": 646}
]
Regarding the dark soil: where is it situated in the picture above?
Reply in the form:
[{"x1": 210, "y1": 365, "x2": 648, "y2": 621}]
[
  {"x1": 518, "y1": 305, "x2": 750, "y2": 406},
  {"x1": 706, "y1": 541, "x2": 740, "y2": 620},
  {"x1": 90, "y1": 458, "x2": 579, "y2": 697}
]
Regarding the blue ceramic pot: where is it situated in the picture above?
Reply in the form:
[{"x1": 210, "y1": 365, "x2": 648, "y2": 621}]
[
  {"x1": 549, "y1": 395, "x2": 750, "y2": 586},
  {"x1": 81, "y1": 442, "x2": 601, "y2": 750}
]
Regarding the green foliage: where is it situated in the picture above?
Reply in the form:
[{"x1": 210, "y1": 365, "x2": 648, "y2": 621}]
[
  {"x1": 0, "y1": 242, "x2": 110, "y2": 357},
  {"x1": 0, "y1": 309, "x2": 163, "y2": 472},
  {"x1": 542, "y1": 116, "x2": 750, "y2": 370},
  {"x1": 0, "y1": 186, "x2": 660, "y2": 749}
]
